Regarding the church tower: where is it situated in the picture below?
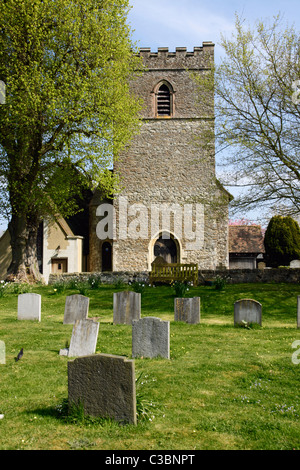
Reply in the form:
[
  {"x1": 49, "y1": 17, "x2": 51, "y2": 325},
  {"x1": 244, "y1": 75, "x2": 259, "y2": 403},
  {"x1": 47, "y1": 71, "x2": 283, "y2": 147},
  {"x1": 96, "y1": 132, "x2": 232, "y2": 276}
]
[{"x1": 90, "y1": 45, "x2": 231, "y2": 272}]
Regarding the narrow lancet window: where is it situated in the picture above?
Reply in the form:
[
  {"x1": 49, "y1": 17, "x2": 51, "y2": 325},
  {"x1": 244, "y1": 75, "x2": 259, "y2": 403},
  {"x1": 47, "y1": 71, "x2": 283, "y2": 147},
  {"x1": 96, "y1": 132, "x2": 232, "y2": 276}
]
[{"x1": 157, "y1": 84, "x2": 171, "y2": 116}]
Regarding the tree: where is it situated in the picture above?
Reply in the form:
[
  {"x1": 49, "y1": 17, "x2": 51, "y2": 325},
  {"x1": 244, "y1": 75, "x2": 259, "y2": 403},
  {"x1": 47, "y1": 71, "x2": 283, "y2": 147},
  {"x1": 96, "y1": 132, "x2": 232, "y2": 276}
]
[
  {"x1": 0, "y1": 0, "x2": 142, "y2": 281},
  {"x1": 193, "y1": 14, "x2": 300, "y2": 217},
  {"x1": 264, "y1": 215, "x2": 300, "y2": 267}
]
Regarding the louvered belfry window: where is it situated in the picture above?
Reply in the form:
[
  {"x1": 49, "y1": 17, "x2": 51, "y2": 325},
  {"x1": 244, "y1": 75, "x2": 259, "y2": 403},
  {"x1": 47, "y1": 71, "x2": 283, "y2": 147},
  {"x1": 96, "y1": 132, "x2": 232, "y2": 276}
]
[{"x1": 157, "y1": 84, "x2": 171, "y2": 116}]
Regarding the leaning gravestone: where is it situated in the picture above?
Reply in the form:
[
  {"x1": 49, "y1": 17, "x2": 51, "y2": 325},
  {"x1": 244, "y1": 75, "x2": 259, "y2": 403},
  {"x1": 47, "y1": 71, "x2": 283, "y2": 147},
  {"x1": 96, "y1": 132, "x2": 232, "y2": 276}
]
[
  {"x1": 68, "y1": 353, "x2": 136, "y2": 425},
  {"x1": 63, "y1": 294, "x2": 89, "y2": 324},
  {"x1": 18, "y1": 293, "x2": 41, "y2": 321},
  {"x1": 174, "y1": 297, "x2": 200, "y2": 324},
  {"x1": 132, "y1": 317, "x2": 170, "y2": 359},
  {"x1": 234, "y1": 299, "x2": 262, "y2": 327},
  {"x1": 60, "y1": 319, "x2": 99, "y2": 357},
  {"x1": 113, "y1": 291, "x2": 141, "y2": 325}
]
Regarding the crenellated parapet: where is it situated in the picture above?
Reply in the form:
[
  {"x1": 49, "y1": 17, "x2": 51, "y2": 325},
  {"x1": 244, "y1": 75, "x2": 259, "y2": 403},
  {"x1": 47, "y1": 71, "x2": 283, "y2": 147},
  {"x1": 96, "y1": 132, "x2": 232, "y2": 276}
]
[{"x1": 138, "y1": 43, "x2": 214, "y2": 70}]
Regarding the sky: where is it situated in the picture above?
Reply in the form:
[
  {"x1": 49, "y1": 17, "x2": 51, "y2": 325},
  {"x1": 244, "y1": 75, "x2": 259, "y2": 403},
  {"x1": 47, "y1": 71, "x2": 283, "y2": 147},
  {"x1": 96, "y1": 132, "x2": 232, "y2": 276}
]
[
  {"x1": 1, "y1": 1, "x2": 300, "y2": 233},
  {"x1": 127, "y1": 0, "x2": 300, "y2": 55},
  {"x1": 127, "y1": 0, "x2": 300, "y2": 226}
]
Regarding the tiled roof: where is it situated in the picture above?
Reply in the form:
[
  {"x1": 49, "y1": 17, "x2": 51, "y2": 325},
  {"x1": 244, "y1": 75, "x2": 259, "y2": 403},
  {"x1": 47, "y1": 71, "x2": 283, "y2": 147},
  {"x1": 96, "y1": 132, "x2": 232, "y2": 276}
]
[{"x1": 229, "y1": 225, "x2": 265, "y2": 254}]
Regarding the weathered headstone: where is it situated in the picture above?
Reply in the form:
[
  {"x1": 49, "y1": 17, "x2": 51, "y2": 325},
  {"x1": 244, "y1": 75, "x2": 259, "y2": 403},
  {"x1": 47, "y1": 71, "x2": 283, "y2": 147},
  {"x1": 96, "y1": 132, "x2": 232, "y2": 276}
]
[
  {"x1": 234, "y1": 299, "x2": 262, "y2": 327},
  {"x1": 63, "y1": 294, "x2": 89, "y2": 324},
  {"x1": 18, "y1": 293, "x2": 41, "y2": 321},
  {"x1": 67, "y1": 319, "x2": 99, "y2": 357},
  {"x1": 132, "y1": 317, "x2": 170, "y2": 359},
  {"x1": 68, "y1": 353, "x2": 136, "y2": 425},
  {"x1": 0, "y1": 340, "x2": 5, "y2": 365},
  {"x1": 113, "y1": 291, "x2": 141, "y2": 325},
  {"x1": 297, "y1": 296, "x2": 300, "y2": 329},
  {"x1": 174, "y1": 297, "x2": 200, "y2": 324},
  {"x1": 290, "y1": 260, "x2": 300, "y2": 268}
]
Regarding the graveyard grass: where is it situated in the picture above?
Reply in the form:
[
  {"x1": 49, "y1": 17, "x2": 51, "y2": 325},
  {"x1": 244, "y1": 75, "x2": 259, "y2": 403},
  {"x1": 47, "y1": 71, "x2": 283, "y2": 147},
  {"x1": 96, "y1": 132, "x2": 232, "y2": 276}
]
[{"x1": 0, "y1": 281, "x2": 300, "y2": 450}]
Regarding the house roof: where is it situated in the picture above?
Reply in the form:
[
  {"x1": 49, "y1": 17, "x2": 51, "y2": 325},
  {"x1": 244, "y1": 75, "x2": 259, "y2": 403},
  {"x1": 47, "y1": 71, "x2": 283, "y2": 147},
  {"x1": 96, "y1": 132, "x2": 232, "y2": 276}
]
[{"x1": 229, "y1": 225, "x2": 265, "y2": 254}]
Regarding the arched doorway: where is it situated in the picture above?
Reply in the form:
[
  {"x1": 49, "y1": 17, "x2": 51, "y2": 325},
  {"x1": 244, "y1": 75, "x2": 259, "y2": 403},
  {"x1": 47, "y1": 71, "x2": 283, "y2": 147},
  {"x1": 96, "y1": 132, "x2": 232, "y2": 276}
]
[
  {"x1": 153, "y1": 235, "x2": 178, "y2": 264},
  {"x1": 102, "y1": 241, "x2": 112, "y2": 272}
]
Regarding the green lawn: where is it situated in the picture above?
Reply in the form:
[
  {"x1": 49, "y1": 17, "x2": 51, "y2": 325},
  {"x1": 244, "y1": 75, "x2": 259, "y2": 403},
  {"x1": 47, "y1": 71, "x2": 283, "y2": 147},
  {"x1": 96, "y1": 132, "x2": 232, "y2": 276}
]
[{"x1": 0, "y1": 281, "x2": 299, "y2": 450}]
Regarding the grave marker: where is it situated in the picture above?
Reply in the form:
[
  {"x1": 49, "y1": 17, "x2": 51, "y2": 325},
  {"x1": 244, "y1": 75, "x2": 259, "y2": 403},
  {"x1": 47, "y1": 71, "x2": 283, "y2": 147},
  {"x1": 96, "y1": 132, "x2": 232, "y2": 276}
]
[
  {"x1": 132, "y1": 317, "x2": 170, "y2": 359},
  {"x1": 290, "y1": 260, "x2": 300, "y2": 268},
  {"x1": 63, "y1": 294, "x2": 89, "y2": 324},
  {"x1": 68, "y1": 353, "x2": 136, "y2": 425},
  {"x1": 68, "y1": 319, "x2": 99, "y2": 357},
  {"x1": 17, "y1": 293, "x2": 41, "y2": 321},
  {"x1": 174, "y1": 297, "x2": 200, "y2": 324},
  {"x1": 234, "y1": 299, "x2": 262, "y2": 327},
  {"x1": 113, "y1": 291, "x2": 141, "y2": 325}
]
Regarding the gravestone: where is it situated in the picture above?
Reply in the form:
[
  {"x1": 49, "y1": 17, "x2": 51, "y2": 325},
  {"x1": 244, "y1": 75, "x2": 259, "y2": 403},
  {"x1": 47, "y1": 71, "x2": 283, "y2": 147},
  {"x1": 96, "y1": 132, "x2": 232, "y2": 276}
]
[
  {"x1": 290, "y1": 260, "x2": 300, "y2": 268},
  {"x1": 18, "y1": 293, "x2": 41, "y2": 321},
  {"x1": 68, "y1": 353, "x2": 136, "y2": 425},
  {"x1": 113, "y1": 291, "x2": 141, "y2": 325},
  {"x1": 297, "y1": 296, "x2": 300, "y2": 329},
  {"x1": 132, "y1": 317, "x2": 170, "y2": 359},
  {"x1": 234, "y1": 299, "x2": 262, "y2": 327},
  {"x1": 62, "y1": 319, "x2": 99, "y2": 357},
  {"x1": 0, "y1": 340, "x2": 5, "y2": 365},
  {"x1": 174, "y1": 297, "x2": 200, "y2": 324},
  {"x1": 63, "y1": 294, "x2": 89, "y2": 324}
]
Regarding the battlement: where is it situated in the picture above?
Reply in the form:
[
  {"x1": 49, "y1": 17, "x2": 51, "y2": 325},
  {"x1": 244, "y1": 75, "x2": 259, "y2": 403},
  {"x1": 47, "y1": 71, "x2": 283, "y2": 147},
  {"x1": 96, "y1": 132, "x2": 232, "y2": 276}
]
[
  {"x1": 138, "y1": 43, "x2": 214, "y2": 70},
  {"x1": 139, "y1": 43, "x2": 214, "y2": 56}
]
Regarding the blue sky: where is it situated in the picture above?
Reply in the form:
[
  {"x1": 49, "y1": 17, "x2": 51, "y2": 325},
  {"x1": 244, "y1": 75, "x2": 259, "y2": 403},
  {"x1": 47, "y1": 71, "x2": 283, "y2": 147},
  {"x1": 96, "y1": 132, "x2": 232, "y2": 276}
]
[
  {"x1": 128, "y1": 0, "x2": 300, "y2": 57},
  {"x1": 128, "y1": 0, "x2": 300, "y2": 224},
  {"x1": 1, "y1": 1, "x2": 299, "y2": 231}
]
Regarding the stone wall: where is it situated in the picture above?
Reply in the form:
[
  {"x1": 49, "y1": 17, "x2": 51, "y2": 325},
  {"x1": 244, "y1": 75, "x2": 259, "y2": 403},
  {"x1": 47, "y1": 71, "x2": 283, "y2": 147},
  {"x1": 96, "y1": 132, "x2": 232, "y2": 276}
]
[
  {"x1": 104, "y1": 45, "x2": 231, "y2": 273},
  {"x1": 48, "y1": 268, "x2": 300, "y2": 285}
]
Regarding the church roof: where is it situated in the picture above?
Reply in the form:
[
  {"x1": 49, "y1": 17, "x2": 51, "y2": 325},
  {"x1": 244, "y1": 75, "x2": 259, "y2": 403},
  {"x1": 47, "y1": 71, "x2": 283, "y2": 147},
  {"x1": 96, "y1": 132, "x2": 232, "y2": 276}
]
[{"x1": 229, "y1": 225, "x2": 265, "y2": 254}]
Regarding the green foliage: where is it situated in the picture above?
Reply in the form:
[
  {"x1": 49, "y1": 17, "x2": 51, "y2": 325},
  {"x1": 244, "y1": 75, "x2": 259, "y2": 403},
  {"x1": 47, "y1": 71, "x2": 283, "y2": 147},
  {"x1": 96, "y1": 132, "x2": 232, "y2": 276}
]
[
  {"x1": 0, "y1": 280, "x2": 9, "y2": 297},
  {"x1": 214, "y1": 275, "x2": 227, "y2": 291},
  {"x1": 171, "y1": 280, "x2": 191, "y2": 298},
  {"x1": 87, "y1": 274, "x2": 102, "y2": 290},
  {"x1": 135, "y1": 372, "x2": 161, "y2": 422},
  {"x1": 129, "y1": 281, "x2": 146, "y2": 294},
  {"x1": 264, "y1": 216, "x2": 300, "y2": 267},
  {"x1": 113, "y1": 278, "x2": 126, "y2": 289},
  {"x1": 0, "y1": 0, "x2": 142, "y2": 276},
  {"x1": 52, "y1": 281, "x2": 66, "y2": 295}
]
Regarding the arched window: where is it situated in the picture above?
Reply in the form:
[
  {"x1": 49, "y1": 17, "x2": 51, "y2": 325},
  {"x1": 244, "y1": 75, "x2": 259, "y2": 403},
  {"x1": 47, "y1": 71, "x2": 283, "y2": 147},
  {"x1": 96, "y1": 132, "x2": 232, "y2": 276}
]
[
  {"x1": 157, "y1": 84, "x2": 171, "y2": 116},
  {"x1": 155, "y1": 82, "x2": 174, "y2": 117}
]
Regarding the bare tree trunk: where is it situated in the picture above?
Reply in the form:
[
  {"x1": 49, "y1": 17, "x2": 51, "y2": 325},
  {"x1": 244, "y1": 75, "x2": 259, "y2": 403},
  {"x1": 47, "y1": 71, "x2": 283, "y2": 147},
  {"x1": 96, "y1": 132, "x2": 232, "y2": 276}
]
[{"x1": 6, "y1": 213, "x2": 42, "y2": 283}]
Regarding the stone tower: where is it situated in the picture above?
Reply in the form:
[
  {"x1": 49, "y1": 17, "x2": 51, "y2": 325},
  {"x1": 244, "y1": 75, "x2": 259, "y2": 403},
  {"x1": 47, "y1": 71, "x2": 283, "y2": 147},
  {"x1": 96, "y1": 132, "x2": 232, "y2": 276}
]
[{"x1": 90, "y1": 45, "x2": 231, "y2": 273}]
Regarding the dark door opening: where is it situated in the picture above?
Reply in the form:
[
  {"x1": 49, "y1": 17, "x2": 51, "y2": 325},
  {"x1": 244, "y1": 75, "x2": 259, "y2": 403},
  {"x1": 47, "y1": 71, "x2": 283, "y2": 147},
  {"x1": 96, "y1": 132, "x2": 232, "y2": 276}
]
[
  {"x1": 102, "y1": 241, "x2": 112, "y2": 272},
  {"x1": 154, "y1": 236, "x2": 178, "y2": 264}
]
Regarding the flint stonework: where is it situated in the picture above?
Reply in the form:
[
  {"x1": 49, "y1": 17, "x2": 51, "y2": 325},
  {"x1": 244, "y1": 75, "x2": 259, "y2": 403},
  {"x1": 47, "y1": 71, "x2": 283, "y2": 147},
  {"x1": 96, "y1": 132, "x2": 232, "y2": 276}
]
[
  {"x1": 132, "y1": 317, "x2": 170, "y2": 359},
  {"x1": 68, "y1": 354, "x2": 136, "y2": 425},
  {"x1": 234, "y1": 299, "x2": 262, "y2": 326},
  {"x1": 17, "y1": 293, "x2": 41, "y2": 321},
  {"x1": 113, "y1": 291, "x2": 141, "y2": 325},
  {"x1": 174, "y1": 297, "x2": 200, "y2": 324},
  {"x1": 63, "y1": 294, "x2": 89, "y2": 324}
]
